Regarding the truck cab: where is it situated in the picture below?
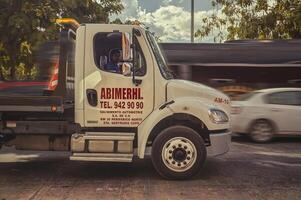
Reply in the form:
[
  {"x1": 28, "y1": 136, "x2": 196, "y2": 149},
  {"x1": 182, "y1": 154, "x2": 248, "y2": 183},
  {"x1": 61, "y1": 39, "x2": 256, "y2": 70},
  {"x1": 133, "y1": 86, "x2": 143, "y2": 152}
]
[
  {"x1": 72, "y1": 23, "x2": 231, "y2": 178},
  {"x1": 0, "y1": 19, "x2": 231, "y2": 179}
]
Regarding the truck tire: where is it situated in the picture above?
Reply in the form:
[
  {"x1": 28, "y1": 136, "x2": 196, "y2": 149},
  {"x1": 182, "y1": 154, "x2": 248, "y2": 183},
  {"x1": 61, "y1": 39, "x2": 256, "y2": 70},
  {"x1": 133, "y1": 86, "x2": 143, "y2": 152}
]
[{"x1": 151, "y1": 125, "x2": 207, "y2": 179}]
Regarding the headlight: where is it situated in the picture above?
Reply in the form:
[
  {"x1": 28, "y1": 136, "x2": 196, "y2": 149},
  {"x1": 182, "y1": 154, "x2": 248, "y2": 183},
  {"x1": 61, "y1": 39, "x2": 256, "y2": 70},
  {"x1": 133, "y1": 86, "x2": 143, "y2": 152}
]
[{"x1": 208, "y1": 109, "x2": 229, "y2": 124}]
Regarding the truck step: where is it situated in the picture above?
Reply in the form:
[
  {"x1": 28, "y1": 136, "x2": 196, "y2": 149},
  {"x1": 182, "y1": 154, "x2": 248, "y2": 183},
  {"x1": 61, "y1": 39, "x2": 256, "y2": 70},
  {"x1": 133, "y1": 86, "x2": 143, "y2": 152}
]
[
  {"x1": 84, "y1": 132, "x2": 135, "y2": 141},
  {"x1": 70, "y1": 132, "x2": 136, "y2": 157},
  {"x1": 70, "y1": 153, "x2": 133, "y2": 162}
]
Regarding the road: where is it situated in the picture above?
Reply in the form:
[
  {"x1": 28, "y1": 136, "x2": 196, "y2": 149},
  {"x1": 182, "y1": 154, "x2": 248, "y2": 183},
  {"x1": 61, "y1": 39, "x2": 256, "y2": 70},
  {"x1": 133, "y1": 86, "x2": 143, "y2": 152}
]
[{"x1": 0, "y1": 136, "x2": 301, "y2": 200}]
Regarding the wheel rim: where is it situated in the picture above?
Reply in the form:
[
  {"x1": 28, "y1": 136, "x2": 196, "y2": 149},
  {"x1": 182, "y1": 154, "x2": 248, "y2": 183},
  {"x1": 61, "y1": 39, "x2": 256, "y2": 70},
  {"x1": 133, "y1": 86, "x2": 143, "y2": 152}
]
[
  {"x1": 251, "y1": 121, "x2": 273, "y2": 142},
  {"x1": 161, "y1": 137, "x2": 197, "y2": 172}
]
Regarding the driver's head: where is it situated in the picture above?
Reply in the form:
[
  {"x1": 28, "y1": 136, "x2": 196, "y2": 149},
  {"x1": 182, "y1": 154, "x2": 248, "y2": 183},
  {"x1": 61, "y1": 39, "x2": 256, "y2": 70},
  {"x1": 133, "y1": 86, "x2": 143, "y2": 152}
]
[{"x1": 110, "y1": 49, "x2": 121, "y2": 64}]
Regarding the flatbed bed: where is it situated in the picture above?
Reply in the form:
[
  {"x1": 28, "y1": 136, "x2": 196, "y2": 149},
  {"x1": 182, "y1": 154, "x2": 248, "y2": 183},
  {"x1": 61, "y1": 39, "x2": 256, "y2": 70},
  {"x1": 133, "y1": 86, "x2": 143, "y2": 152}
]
[
  {"x1": 0, "y1": 95, "x2": 64, "y2": 112},
  {"x1": 0, "y1": 30, "x2": 75, "y2": 116}
]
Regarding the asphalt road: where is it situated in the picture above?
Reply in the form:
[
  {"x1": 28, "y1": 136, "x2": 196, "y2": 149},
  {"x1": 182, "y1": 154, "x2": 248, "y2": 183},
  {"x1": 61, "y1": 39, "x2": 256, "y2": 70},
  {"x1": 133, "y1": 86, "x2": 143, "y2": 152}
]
[{"x1": 0, "y1": 136, "x2": 300, "y2": 200}]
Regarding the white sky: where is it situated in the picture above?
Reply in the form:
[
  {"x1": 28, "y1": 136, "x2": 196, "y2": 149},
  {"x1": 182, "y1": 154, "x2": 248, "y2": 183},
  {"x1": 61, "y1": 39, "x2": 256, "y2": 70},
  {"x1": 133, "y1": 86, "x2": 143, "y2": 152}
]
[{"x1": 110, "y1": 0, "x2": 223, "y2": 43}]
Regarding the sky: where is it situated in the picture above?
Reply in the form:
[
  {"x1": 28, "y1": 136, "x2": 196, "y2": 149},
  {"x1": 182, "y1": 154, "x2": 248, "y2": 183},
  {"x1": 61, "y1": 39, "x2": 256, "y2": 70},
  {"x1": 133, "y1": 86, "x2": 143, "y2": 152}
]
[{"x1": 110, "y1": 0, "x2": 222, "y2": 43}]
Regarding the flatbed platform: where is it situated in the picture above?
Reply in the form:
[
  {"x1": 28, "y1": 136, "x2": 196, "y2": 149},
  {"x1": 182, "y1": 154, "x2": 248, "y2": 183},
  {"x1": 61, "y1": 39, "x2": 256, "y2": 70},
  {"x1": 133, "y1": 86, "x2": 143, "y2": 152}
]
[{"x1": 0, "y1": 95, "x2": 64, "y2": 112}]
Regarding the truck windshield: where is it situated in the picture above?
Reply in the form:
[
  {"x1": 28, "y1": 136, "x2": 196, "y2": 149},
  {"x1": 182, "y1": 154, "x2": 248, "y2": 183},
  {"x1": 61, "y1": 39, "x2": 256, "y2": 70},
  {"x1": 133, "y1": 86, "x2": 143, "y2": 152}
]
[{"x1": 146, "y1": 31, "x2": 174, "y2": 80}]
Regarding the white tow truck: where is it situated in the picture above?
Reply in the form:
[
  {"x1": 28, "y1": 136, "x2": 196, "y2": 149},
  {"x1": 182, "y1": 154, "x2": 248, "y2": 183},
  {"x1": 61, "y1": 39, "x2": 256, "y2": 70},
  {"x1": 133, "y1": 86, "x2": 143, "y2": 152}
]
[{"x1": 0, "y1": 19, "x2": 231, "y2": 179}]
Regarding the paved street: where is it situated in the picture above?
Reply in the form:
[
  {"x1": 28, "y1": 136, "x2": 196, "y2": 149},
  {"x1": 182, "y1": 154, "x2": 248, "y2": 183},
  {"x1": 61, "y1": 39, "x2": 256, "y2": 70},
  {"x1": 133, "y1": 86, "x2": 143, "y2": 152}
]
[{"x1": 0, "y1": 136, "x2": 300, "y2": 200}]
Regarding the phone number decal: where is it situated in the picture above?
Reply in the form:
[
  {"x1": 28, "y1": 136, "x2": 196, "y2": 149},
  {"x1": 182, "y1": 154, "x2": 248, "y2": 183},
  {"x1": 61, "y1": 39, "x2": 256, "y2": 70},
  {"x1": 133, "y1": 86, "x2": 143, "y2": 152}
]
[
  {"x1": 100, "y1": 101, "x2": 143, "y2": 109},
  {"x1": 98, "y1": 87, "x2": 145, "y2": 126}
]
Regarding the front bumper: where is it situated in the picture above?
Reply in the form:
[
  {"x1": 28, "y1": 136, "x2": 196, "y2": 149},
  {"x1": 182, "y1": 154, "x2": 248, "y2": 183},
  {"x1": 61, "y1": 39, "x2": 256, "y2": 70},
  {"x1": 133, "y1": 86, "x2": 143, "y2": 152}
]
[{"x1": 206, "y1": 130, "x2": 231, "y2": 156}]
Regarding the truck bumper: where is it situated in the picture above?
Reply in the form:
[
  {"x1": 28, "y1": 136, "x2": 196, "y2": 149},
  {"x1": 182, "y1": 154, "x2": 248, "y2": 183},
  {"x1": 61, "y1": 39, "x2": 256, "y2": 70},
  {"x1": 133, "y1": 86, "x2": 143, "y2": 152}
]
[{"x1": 206, "y1": 130, "x2": 231, "y2": 156}]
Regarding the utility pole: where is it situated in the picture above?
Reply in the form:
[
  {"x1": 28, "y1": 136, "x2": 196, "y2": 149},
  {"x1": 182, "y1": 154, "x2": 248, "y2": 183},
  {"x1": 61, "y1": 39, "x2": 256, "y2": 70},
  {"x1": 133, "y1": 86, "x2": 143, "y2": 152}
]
[
  {"x1": 191, "y1": 0, "x2": 194, "y2": 43},
  {"x1": 179, "y1": 0, "x2": 194, "y2": 81}
]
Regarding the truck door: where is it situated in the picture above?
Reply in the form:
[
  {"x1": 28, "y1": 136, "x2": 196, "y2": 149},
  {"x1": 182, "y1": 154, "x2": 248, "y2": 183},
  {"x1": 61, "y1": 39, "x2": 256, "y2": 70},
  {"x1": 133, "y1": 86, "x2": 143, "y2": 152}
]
[{"x1": 83, "y1": 25, "x2": 154, "y2": 127}]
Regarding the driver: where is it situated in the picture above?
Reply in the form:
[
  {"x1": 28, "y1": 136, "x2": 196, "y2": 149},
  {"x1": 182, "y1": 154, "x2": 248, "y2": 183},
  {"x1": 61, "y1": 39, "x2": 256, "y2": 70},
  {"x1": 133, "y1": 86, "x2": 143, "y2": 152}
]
[{"x1": 104, "y1": 49, "x2": 122, "y2": 73}]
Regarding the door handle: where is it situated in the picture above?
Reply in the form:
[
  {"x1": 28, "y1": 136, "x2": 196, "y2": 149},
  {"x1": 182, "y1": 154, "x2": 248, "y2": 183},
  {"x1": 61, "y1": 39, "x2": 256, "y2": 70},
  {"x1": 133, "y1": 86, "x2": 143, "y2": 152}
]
[
  {"x1": 86, "y1": 89, "x2": 98, "y2": 107},
  {"x1": 271, "y1": 108, "x2": 281, "y2": 112},
  {"x1": 132, "y1": 78, "x2": 142, "y2": 86}
]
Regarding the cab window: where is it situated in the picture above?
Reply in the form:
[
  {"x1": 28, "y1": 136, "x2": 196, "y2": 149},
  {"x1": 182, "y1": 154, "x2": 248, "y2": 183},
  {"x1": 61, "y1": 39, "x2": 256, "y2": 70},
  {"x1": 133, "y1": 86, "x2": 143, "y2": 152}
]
[
  {"x1": 133, "y1": 37, "x2": 146, "y2": 76},
  {"x1": 93, "y1": 32, "x2": 123, "y2": 74},
  {"x1": 93, "y1": 32, "x2": 146, "y2": 76}
]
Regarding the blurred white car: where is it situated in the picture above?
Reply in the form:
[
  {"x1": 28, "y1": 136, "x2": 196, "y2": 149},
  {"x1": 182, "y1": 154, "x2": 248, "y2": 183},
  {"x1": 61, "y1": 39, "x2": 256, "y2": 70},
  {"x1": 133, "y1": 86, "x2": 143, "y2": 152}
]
[{"x1": 231, "y1": 88, "x2": 301, "y2": 142}]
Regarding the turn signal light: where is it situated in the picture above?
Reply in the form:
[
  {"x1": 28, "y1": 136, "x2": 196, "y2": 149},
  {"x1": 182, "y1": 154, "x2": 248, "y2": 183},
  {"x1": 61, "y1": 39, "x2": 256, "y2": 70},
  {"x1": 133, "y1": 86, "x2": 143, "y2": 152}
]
[{"x1": 51, "y1": 106, "x2": 57, "y2": 112}]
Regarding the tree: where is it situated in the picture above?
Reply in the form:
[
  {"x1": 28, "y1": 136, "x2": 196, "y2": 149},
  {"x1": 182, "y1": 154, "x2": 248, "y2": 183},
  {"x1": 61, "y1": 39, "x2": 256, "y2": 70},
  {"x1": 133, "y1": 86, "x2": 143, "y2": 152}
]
[
  {"x1": 0, "y1": 0, "x2": 123, "y2": 80},
  {"x1": 61, "y1": 0, "x2": 123, "y2": 23},
  {"x1": 0, "y1": 0, "x2": 60, "y2": 80},
  {"x1": 195, "y1": 0, "x2": 301, "y2": 42}
]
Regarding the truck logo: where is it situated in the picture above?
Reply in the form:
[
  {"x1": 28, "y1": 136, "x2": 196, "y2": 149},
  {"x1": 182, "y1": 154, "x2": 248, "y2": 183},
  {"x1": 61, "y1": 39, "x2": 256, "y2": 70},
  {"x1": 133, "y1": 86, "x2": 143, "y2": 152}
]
[{"x1": 100, "y1": 88, "x2": 143, "y2": 100}]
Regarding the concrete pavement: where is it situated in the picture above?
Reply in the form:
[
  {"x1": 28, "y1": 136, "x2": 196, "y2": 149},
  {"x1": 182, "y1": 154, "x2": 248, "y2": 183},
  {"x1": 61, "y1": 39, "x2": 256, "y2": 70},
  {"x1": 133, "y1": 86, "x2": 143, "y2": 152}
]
[{"x1": 0, "y1": 136, "x2": 300, "y2": 200}]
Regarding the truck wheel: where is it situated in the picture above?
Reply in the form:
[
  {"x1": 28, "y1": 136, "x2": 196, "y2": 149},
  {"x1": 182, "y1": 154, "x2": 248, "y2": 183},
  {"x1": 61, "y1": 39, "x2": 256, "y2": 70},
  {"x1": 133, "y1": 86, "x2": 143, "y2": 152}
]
[
  {"x1": 249, "y1": 119, "x2": 274, "y2": 143},
  {"x1": 151, "y1": 125, "x2": 206, "y2": 179}
]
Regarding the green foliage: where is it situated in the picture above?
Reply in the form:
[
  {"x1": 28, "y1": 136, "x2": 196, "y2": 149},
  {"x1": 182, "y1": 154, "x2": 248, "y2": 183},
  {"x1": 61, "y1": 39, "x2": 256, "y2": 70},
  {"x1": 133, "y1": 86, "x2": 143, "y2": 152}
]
[
  {"x1": 196, "y1": 0, "x2": 301, "y2": 42},
  {"x1": 110, "y1": 18, "x2": 123, "y2": 24},
  {"x1": 60, "y1": 0, "x2": 123, "y2": 23},
  {"x1": 0, "y1": 0, "x2": 123, "y2": 80}
]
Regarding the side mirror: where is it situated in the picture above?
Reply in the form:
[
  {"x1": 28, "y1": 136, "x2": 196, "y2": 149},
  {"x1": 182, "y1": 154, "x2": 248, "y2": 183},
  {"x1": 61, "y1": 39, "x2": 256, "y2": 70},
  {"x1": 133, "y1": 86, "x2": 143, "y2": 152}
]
[
  {"x1": 122, "y1": 32, "x2": 133, "y2": 61},
  {"x1": 122, "y1": 62, "x2": 133, "y2": 76}
]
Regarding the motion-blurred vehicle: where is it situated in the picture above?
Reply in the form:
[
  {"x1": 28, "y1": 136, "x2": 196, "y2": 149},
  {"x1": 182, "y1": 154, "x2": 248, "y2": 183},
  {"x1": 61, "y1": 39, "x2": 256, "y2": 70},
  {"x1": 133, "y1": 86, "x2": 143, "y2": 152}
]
[
  {"x1": 161, "y1": 40, "x2": 301, "y2": 99},
  {"x1": 0, "y1": 41, "x2": 60, "y2": 96},
  {"x1": 231, "y1": 88, "x2": 301, "y2": 142}
]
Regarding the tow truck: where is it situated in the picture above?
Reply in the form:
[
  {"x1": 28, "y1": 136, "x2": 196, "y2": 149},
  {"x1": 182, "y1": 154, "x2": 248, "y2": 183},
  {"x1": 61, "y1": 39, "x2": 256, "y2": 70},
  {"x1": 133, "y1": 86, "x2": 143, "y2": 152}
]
[{"x1": 0, "y1": 19, "x2": 231, "y2": 179}]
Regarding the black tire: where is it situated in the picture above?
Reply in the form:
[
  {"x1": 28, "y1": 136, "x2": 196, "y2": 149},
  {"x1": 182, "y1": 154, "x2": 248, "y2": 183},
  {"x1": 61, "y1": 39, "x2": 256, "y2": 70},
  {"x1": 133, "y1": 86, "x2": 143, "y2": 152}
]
[
  {"x1": 151, "y1": 125, "x2": 207, "y2": 180},
  {"x1": 249, "y1": 119, "x2": 274, "y2": 143}
]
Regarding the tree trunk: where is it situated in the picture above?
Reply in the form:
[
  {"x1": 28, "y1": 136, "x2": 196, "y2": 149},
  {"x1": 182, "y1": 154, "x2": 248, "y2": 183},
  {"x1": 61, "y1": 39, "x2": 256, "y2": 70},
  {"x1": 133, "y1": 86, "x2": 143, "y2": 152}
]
[
  {"x1": 8, "y1": 55, "x2": 17, "y2": 80},
  {"x1": 0, "y1": 66, "x2": 5, "y2": 81}
]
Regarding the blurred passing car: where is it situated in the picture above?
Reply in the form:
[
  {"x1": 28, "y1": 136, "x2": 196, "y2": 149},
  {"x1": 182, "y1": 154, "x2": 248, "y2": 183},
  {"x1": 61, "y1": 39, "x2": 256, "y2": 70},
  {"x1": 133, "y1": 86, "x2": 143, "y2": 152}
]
[{"x1": 231, "y1": 88, "x2": 301, "y2": 142}]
